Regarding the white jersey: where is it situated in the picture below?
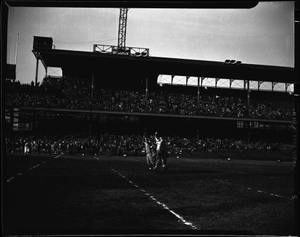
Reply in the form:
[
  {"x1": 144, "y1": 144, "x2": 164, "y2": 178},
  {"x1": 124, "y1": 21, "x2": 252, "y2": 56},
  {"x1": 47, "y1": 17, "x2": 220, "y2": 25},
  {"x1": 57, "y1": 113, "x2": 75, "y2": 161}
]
[
  {"x1": 155, "y1": 137, "x2": 163, "y2": 151},
  {"x1": 144, "y1": 141, "x2": 151, "y2": 154}
]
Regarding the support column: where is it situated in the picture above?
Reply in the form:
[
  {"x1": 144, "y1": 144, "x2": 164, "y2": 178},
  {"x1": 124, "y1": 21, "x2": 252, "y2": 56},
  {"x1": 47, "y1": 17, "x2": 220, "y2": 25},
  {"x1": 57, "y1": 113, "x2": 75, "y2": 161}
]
[
  {"x1": 91, "y1": 72, "x2": 94, "y2": 100},
  {"x1": 247, "y1": 79, "x2": 251, "y2": 149},
  {"x1": 286, "y1": 83, "x2": 291, "y2": 93},
  {"x1": 35, "y1": 58, "x2": 39, "y2": 87},
  {"x1": 32, "y1": 57, "x2": 39, "y2": 131},
  {"x1": 230, "y1": 79, "x2": 235, "y2": 89},
  {"x1": 247, "y1": 80, "x2": 250, "y2": 108},
  {"x1": 35, "y1": 57, "x2": 39, "y2": 105},
  {"x1": 197, "y1": 77, "x2": 200, "y2": 104},
  {"x1": 198, "y1": 77, "x2": 205, "y2": 103},
  {"x1": 215, "y1": 78, "x2": 220, "y2": 88},
  {"x1": 145, "y1": 77, "x2": 148, "y2": 103},
  {"x1": 272, "y1": 82, "x2": 278, "y2": 92},
  {"x1": 90, "y1": 69, "x2": 95, "y2": 136}
]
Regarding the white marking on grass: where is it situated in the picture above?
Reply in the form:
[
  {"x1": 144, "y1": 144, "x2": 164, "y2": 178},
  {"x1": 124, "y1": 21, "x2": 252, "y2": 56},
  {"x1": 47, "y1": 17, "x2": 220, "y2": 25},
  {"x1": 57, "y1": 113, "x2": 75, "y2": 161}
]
[
  {"x1": 94, "y1": 156, "x2": 198, "y2": 230},
  {"x1": 7, "y1": 177, "x2": 16, "y2": 182},
  {"x1": 7, "y1": 155, "x2": 61, "y2": 183},
  {"x1": 214, "y1": 179, "x2": 292, "y2": 200}
]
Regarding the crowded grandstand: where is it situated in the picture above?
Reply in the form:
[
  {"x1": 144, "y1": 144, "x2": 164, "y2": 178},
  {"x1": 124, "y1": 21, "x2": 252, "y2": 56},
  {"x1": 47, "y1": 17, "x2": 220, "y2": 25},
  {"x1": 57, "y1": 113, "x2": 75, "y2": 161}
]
[
  {"x1": 5, "y1": 76, "x2": 293, "y2": 120},
  {"x1": 4, "y1": 32, "x2": 295, "y2": 164},
  {"x1": 5, "y1": 74, "x2": 294, "y2": 161}
]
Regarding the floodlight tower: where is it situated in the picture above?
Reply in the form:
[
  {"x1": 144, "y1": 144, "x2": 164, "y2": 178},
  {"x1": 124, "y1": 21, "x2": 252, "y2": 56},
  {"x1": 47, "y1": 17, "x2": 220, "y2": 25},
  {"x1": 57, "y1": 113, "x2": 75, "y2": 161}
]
[
  {"x1": 117, "y1": 8, "x2": 129, "y2": 51},
  {"x1": 93, "y1": 8, "x2": 149, "y2": 56}
]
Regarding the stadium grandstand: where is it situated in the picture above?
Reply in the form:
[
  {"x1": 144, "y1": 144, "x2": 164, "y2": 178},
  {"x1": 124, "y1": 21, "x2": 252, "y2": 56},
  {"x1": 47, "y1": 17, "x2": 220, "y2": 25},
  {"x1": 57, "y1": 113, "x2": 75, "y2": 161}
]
[
  {"x1": 5, "y1": 36, "x2": 295, "y2": 147},
  {"x1": 3, "y1": 2, "x2": 298, "y2": 235}
]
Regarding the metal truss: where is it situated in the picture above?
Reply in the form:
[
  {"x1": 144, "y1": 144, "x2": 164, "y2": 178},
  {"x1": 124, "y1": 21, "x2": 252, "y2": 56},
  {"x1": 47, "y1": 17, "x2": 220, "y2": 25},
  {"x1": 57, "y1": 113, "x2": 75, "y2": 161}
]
[
  {"x1": 93, "y1": 44, "x2": 149, "y2": 57},
  {"x1": 118, "y1": 8, "x2": 129, "y2": 50},
  {"x1": 32, "y1": 50, "x2": 47, "y2": 69}
]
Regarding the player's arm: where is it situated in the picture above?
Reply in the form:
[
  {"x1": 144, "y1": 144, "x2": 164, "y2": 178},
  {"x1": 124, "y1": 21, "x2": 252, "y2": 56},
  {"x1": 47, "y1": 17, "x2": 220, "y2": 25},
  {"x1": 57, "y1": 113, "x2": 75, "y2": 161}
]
[{"x1": 154, "y1": 132, "x2": 158, "y2": 141}]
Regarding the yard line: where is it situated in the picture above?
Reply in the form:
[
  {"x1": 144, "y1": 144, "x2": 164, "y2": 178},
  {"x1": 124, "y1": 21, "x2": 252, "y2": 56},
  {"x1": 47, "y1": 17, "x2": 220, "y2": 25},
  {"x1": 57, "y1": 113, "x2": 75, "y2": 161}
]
[
  {"x1": 214, "y1": 179, "x2": 293, "y2": 201},
  {"x1": 124, "y1": 157, "x2": 292, "y2": 201},
  {"x1": 7, "y1": 155, "x2": 61, "y2": 183},
  {"x1": 94, "y1": 156, "x2": 198, "y2": 230}
]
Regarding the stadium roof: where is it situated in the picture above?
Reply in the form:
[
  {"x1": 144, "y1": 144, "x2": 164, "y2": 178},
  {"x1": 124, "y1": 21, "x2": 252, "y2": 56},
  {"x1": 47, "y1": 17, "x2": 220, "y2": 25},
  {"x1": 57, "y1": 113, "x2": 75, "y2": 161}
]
[{"x1": 33, "y1": 48, "x2": 295, "y2": 84}]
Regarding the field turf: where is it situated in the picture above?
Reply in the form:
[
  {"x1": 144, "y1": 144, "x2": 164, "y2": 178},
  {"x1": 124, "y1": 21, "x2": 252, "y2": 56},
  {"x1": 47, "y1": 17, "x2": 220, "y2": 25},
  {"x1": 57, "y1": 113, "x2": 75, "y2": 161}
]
[{"x1": 3, "y1": 152, "x2": 296, "y2": 235}]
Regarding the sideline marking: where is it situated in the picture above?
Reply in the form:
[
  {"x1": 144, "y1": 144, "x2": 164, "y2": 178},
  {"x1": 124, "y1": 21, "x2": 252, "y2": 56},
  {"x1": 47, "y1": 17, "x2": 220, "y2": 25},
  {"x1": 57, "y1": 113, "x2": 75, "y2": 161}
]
[
  {"x1": 7, "y1": 155, "x2": 61, "y2": 183},
  {"x1": 124, "y1": 156, "x2": 292, "y2": 201},
  {"x1": 214, "y1": 179, "x2": 293, "y2": 201},
  {"x1": 94, "y1": 156, "x2": 198, "y2": 230}
]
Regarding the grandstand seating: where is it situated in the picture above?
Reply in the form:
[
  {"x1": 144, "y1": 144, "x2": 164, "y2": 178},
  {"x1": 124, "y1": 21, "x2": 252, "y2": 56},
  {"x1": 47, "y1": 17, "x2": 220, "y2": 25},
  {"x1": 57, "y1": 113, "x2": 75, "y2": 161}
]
[
  {"x1": 5, "y1": 76, "x2": 294, "y2": 120},
  {"x1": 5, "y1": 75, "x2": 295, "y2": 156}
]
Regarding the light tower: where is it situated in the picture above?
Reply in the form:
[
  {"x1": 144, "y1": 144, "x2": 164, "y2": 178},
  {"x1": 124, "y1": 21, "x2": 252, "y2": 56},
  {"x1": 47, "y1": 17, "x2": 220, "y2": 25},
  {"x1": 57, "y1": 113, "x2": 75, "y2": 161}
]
[
  {"x1": 93, "y1": 8, "x2": 149, "y2": 57},
  {"x1": 117, "y1": 8, "x2": 129, "y2": 51}
]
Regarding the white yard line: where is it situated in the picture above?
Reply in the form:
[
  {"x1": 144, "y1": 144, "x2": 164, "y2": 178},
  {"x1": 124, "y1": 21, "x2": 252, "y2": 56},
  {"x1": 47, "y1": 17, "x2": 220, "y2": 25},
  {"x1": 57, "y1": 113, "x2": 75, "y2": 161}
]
[
  {"x1": 214, "y1": 179, "x2": 293, "y2": 201},
  {"x1": 94, "y1": 156, "x2": 198, "y2": 230},
  {"x1": 7, "y1": 155, "x2": 61, "y2": 183},
  {"x1": 122, "y1": 156, "x2": 293, "y2": 201}
]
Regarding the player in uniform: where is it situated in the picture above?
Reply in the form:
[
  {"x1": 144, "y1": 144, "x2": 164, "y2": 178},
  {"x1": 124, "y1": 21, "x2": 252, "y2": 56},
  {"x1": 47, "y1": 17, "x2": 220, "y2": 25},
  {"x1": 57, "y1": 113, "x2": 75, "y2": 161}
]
[
  {"x1": 143, "y1": 135, "x2": 156, "y2": 171},
  {"x1": 24, "y1": 140, "x2": 30, "y2": 154},
  {"x1": 154, "y1": 132, "x2": 168, "y2": 171}
]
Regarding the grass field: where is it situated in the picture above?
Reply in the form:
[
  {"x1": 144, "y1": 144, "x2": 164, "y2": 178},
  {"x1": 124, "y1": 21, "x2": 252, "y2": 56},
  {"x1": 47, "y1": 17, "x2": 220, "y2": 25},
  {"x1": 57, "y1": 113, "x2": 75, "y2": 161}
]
[{"x1": 4, "y1": 152, "x2": 296, "y2": 235}]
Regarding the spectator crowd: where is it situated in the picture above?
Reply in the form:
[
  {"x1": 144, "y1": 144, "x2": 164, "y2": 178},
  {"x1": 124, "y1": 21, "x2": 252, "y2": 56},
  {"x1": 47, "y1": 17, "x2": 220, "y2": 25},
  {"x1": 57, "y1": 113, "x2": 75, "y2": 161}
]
[
  {"x1": 5, "y1": 133, "x2": 285, "y2": 156},
  {"x1": 5, "y1": 76, "x2": 293, "y2": 120}
]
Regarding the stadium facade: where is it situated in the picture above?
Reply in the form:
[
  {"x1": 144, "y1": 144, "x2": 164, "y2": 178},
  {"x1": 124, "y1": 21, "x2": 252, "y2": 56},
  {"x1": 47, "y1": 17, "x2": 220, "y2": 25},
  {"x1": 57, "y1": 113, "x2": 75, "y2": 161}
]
[{"x1": 5, "y1": 36, "x2": 296, "y2": 144}]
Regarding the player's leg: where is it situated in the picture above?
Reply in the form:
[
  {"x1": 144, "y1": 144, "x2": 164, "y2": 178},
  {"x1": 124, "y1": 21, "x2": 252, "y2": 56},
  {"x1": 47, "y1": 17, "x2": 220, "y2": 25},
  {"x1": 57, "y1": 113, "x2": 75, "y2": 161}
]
[
  {"x1": 161, "y1": 149, "x2": 168, "y2": 171},
  {"x1": 149, "y1": 149, "x2": 156, "y2": 172},
  {"x1": 146, "y1": 153, "x2": 153, "y2": 171},
  {"x1": 162, "y1": 156, "x2": 168, "y2": 171},
  {"x1": 154, "y1": 150, "x2": 162, "y2": 171}
]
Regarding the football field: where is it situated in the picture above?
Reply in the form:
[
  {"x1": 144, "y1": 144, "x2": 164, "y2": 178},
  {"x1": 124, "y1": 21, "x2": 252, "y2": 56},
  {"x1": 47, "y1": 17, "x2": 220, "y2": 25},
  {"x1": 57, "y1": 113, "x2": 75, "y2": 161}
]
[{"x1": 4, "y1": 152, "x2": 296, "y2": 235}]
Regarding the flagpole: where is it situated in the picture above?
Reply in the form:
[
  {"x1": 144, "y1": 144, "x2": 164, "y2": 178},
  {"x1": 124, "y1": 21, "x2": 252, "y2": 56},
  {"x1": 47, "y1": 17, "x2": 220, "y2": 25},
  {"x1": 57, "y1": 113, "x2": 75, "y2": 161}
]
[{"x1": 14, "y1": 33, "x2": 19, "y2": 81}]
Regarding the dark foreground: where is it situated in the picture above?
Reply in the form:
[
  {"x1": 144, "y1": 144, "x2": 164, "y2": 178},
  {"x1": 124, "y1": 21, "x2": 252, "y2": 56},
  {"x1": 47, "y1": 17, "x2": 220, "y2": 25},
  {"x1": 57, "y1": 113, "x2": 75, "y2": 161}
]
[{"x1": 4, "y1": 152, "x2": 296, "y2": 235}]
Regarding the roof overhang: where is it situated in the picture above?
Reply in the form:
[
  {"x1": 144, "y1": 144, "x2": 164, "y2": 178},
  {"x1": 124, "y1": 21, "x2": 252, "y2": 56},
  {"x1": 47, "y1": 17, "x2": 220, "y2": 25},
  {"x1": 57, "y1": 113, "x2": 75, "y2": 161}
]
[{"x1": 33, "y1": 48, "x2": 295, "y2": 83}]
